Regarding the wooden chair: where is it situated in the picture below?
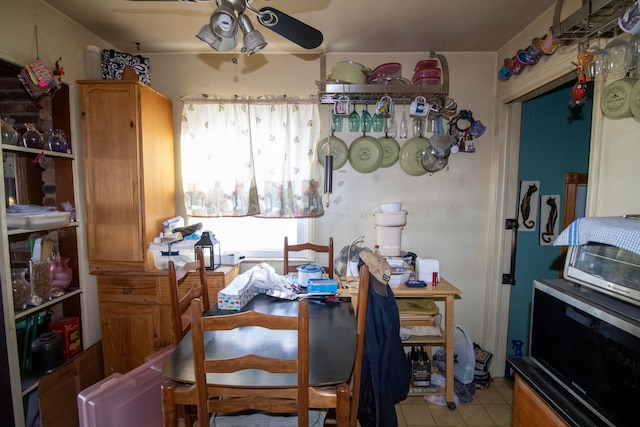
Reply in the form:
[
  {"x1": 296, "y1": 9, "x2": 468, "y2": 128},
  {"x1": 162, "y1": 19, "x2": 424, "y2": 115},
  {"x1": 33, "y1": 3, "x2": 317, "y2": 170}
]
[
  {"x1": 167, "y1": 247, "x2": 210, "y2": 345},
  {"x1": 191, "y1": 297, "x2": 310, "y2": 426},
  {"x1": 320, "y1": 264, "x2": 369, "y2": 427},
  {"x1": 284, "y1": 236, "x2": 334, "y2": 278}
]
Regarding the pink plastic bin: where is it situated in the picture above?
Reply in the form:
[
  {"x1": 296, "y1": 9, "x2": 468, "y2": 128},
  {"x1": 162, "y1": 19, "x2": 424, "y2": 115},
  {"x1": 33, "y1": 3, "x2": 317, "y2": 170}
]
[{"x1": 77, "y1": 345, "x2": 175, "y2": 427}]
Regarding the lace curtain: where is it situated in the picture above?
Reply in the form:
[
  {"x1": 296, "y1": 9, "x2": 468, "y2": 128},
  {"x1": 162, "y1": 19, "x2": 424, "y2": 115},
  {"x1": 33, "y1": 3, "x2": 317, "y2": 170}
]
[{"x1": 180, "y1": 96, "x2": 324, "y2": 218}]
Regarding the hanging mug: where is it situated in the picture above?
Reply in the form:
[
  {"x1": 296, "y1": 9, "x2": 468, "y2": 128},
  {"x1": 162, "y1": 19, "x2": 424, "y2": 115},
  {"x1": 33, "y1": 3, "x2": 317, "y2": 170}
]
[
  {"x1": 376, "y1": 95, "x2": 393, "y2": 118},
  {"x1": 333, "y1": 95, "x2": 351, "y2": 116},
  {"x1": 409, "y1": 96, "x2": 428, "y2": 116}
]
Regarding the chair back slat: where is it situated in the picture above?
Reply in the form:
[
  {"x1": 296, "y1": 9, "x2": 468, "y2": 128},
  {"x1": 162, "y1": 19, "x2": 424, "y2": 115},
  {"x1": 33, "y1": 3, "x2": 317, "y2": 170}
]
[
  {"x1": 284, "y1": 236, "x2": 334, "y2": 278},
  {"x1": 190, "y1": 297, "x2": 310, "y2": 426},
  {"x1": 168, "y1": 247, "x2": 210, "y2": 345}
]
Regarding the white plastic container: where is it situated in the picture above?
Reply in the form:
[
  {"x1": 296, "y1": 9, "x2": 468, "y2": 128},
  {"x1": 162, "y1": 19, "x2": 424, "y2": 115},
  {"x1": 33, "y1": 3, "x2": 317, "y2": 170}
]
[
  {"x1": 297, "y1": 264, "x2": 323, "y2": 286},
  {"x1": 374, "y1": 211, "x2": 407, "y2": 226},
  {"x1": 148, "y1": 239, "x2": 196, "y2": 270},
  {"x1": 417, "y1": 257, "x2": 440, "y2": 283},
  {"x1": 376, "y1": 226, "x2": 403, "y2": 256}
]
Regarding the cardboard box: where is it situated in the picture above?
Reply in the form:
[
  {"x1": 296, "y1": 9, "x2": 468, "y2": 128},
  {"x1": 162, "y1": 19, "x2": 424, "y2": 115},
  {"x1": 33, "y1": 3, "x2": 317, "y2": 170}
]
[{"x1": 49, "y1": 317, "x2": 81, "y2": 360}]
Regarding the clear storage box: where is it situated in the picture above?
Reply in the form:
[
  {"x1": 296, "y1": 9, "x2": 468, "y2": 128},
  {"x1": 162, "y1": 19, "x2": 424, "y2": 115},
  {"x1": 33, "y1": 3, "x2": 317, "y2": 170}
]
[{"x1": 148, "y1": 239, "x2": 196, "y2": 270}]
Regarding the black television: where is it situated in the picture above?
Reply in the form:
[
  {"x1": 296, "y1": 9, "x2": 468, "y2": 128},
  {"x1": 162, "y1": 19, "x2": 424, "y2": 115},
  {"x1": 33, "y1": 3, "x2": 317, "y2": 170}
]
[{"x1": 529, "y1": 279, "x2": 640, "y2": 427}]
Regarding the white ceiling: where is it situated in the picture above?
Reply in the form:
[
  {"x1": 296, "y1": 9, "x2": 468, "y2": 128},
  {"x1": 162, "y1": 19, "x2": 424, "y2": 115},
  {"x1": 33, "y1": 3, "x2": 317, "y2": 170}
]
[{"x1": 43, "y1": 0, "x2": 556, "y2": 55}]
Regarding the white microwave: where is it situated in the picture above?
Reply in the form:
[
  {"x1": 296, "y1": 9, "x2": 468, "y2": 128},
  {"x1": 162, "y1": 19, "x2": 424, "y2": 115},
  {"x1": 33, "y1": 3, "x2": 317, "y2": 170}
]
[{"x1": 564, "y1": 242, "x2": 640, "y2": 306}]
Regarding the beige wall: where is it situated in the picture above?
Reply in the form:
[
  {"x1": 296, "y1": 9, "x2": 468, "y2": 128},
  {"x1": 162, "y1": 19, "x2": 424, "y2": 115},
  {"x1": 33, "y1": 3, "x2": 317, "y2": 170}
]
[{"x1": 149, "y1": 51, "x2": 499, "y2": 352}]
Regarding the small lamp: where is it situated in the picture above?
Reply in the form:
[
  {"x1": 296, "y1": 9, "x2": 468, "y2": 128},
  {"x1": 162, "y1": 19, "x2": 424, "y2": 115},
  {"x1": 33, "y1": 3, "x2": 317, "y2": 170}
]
[{"x1": 195, "y1": 231, "x2": 221, "y2": 271}]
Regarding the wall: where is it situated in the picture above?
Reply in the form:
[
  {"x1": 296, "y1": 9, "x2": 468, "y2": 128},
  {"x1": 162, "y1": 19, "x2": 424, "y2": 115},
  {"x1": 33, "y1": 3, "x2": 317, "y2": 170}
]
[
  {"x1": 0, "y1": 0, "x2": 116, "y2": 348},
  {"x1": 148, "y1": 51, "x2": 499, "y2": 350}
]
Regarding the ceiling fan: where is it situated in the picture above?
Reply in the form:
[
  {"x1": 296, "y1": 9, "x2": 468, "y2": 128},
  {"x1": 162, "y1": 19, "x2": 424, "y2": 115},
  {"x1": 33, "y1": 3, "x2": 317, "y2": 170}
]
[{"x1": 129, "y1": 0, "x2": 323, "y2": 54}]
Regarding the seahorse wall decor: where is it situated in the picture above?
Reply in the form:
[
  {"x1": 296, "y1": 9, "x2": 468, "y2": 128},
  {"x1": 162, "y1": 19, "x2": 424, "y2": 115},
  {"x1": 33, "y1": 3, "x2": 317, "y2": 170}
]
[
  {"x1": 519, "y1": 181, "x2": 539, "y2": 231},
  {"x1": 540, "y1": 194, "x2": 560, "y2": 246}
]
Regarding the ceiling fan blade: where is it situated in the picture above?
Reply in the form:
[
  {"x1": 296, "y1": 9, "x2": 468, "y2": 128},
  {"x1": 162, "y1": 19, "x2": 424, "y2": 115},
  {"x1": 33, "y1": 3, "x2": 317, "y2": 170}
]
[{"x1": 258, "y1": 7, "x2": 323, "y2": 49}]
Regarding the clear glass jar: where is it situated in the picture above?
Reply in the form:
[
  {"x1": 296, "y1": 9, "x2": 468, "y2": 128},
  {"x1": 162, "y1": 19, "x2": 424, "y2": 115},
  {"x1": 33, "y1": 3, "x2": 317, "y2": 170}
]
[
  {"x1": 1, "y1": 116, "x2": 20, "y2": 145},
  {"x1": 22, "y1": 123, "x2": 44, "y2": 149},
  {"x1": 11, "y1": 268, "x2": 31, "y2": 310},
  {"x1": 30, "y1": 259, "x2": 51, "y2": 305},
  {"x1": 47, "y1": 128, "x2": 68, "y2": 153}
]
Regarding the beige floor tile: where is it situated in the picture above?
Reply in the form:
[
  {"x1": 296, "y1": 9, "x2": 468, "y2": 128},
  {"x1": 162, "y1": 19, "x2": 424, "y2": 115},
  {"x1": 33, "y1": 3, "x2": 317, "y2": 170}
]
[
  {"x1": 483, "y1": 403, "x2": 512, "y2": 425},
  {"x1": 400, "y1": 402, "x2": 436, "y2": 426},
  {"x1": 473, "y1": 387, "x2": 508, "y2": 405},
  {"x1": 457, "y1": 403, "x2": 495, "y2": 425},
  {"x1": 429, "y1": 404, "x2": 467, "y2": 426}
]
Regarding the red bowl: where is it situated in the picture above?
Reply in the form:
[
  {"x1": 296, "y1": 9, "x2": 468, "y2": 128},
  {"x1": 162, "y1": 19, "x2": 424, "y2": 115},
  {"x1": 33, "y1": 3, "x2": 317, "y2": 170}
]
[
  {"x1": 412, "y1": 68, "x2": 441, "y2": 84},
  {"x1": 367, "y1": 62, "x2": 402, "y2": 83},
  {"x1": 413, "y1": 76, "x2": 441, "y2": 86},
  {"x1": 414, "y1": 59, "x2": 438, "y2": 71}
]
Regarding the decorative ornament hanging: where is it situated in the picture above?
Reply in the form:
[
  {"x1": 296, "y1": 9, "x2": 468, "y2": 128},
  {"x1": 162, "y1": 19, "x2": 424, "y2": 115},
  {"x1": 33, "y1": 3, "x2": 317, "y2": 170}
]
[
  {"x1": 17, "y1": 27, "x2": 58, "y2": 98},
  {"x1": 570, "y1": 45, "x2": 593, "y2": 108}
]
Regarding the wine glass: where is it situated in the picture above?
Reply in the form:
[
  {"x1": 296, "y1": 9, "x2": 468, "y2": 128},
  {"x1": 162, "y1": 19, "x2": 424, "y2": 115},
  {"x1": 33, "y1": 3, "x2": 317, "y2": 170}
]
[
  {"x1": 605, "y1": 35, "x2": 628, "y2": 79},
  {"x1": 332, "y1": 112, "x2": 343, "y2": 132},
  {"x1": 361, "y1": 103, "x2": 372, "y2": 133},
  {"x1": 348, "y1": 104, "x2": 360, "y2": 132},
  {"x1": 399, "y1": 109, "x2": 408, "y2": 139},
  {"x1": 387, "y1": 112, "x2": 397, "y2": 137}
]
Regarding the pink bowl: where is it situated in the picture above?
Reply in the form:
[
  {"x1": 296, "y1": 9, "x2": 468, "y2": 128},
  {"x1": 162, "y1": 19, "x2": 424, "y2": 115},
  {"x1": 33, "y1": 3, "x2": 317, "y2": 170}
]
[
  {"x1": 413, "y1": 77, "x2": 440, "y2": 86},
  {"x1": 412, "y1": 68, "x2": 441, "y2": 84},
  {"x1": 367, "y1": 62, "x2": 402, "y2": 83}
]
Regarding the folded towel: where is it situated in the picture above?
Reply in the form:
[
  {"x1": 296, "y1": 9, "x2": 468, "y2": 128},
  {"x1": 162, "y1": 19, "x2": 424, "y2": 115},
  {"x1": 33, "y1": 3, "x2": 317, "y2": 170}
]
[{"x1": 553, "y1": 216, "x2": 640, "y2": 255}]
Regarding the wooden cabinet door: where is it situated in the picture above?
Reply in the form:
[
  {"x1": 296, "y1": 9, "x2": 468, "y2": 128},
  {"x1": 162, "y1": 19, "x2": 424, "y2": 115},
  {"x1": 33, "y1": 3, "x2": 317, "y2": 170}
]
[
  {"x1": 79, "y1": 81, "x2": 175, "y2": 272},
  {"x1": 80, "y1": 82, "x2": 144, "y2": 272},
  {"x1": 99, "y1": 302, "x2": 161, "y2": 375}
]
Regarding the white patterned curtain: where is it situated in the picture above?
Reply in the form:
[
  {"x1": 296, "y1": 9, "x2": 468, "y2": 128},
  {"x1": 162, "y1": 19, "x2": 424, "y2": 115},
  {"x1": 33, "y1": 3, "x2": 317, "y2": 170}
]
[{"x1": 180, "y1": 95, "x2": 324, "y2": 218}]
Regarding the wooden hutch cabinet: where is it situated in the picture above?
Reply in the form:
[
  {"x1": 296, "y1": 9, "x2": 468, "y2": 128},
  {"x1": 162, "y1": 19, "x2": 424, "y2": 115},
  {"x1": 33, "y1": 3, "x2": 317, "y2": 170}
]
[
  {"x1": 78, "y1": 80, "x2": 175, "y2": 273},
  {"x1": 79, "y1": 80, "x2": 239, "y2": 374}
]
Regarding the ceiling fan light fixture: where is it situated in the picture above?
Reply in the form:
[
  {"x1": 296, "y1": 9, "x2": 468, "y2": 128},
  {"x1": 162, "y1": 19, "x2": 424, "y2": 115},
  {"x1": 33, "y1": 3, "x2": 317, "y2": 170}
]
[
  {"x1": 238, "y1": 13, "x2": 267, "y2": 55},
  {"x1": 210, "y1": 0, "x2": 239, "y2": 38},
  {"x1": 196, "y1": 24, "x2": 238, "y2": 52}
]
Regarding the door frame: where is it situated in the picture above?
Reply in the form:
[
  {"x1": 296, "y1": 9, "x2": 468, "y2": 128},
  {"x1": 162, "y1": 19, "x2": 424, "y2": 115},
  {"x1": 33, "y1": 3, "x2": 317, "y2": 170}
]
[{"x1": 483, "y1": 54, "x2": 605, "y2": 376}]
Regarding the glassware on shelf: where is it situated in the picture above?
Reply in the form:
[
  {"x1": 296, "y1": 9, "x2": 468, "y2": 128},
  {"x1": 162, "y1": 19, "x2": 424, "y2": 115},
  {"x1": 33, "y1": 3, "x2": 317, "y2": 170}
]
[
  {"x1": 47, "y1": 128, "x2": 68, "y2": 153},
  {"x1": 387, "y1": 112, "x2": 397, "y2": 137},
  {"x1": 399, "y1": 109, "x2": 408, "y2": 139},
  {"x1": 372, "y1": 111, "x2": 385, "y2": 132},
  {"x1": 1, "y1": 116, "x2": 20, "y2": 145},
  {"x1": 348, "y1": 104, "x2": 360, "y2": 132},
  {"x1": 50, "y1": 256, "x2": 73, "y2": 289},
  {"x1": 30, "y1": 259, "x2": 51, "y2": 305},
  {"x1": 361, "y1": 103, "x2": 372, "y2": 133},
  {"x1": 22, "y1": 123, "x2": 44, "y2": 149},
  {"x1": 11, "y1": 268, "x2": 31, "y2": 311},
  {"x1": 331, "y1": 112, "x2": 343, "y2": 132}
]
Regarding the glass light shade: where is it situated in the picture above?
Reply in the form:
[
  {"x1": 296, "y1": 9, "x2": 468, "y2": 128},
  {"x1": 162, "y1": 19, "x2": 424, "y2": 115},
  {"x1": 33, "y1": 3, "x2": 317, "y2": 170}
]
[
  {"x1": 196, "y1": 24, "x2": 238, "y2": 52},
  {"x1": 238, "y1": 14, "x2": 267, "y2": 55}
]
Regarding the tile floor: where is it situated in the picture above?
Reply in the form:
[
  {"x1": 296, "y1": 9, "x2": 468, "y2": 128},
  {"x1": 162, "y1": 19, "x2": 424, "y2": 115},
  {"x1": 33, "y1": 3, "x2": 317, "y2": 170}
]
[{"x1": 394, "y1": 376, "x2": 515, "y2": 427}]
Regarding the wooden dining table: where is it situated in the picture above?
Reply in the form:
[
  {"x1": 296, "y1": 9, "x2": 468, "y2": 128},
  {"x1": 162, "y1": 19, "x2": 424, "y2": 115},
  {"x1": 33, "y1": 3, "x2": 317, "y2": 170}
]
[{"x1": 162, "y1": 293, "x2": 357, "y2": 424}]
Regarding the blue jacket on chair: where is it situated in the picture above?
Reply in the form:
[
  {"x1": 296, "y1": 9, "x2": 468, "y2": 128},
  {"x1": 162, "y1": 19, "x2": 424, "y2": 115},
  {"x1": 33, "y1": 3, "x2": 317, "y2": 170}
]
[{"x1": 358, "y1": 277, "x2": 411, "y2": 427}]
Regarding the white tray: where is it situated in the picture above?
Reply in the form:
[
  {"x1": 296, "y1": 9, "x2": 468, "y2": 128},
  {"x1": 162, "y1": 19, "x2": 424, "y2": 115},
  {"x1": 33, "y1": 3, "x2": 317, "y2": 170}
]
[{"x1": 7, "y1": 212, "x2": 71, "y2": 229}]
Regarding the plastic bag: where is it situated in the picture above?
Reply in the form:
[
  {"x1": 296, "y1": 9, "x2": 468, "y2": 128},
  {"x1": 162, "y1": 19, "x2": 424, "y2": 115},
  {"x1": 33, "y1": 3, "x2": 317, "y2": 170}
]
[{"x1": 433, "y1": 324, "x2": 476, "y2": 385}]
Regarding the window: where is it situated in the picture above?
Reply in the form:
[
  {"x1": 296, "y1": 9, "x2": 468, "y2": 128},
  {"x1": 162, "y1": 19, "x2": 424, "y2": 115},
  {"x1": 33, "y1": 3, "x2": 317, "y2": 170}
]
[{"x1": 179, "y1": 95, "x2": 321, "y2": 256}]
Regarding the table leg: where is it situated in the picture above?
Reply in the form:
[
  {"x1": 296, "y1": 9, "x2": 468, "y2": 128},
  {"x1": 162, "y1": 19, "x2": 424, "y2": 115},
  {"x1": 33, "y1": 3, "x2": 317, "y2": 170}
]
[
  {"x1": 444, "y1": 295, "x2": 456, "y2": 408},
  {"x1": 336, "y1": 382, "x2": 350, "y2": 427}
]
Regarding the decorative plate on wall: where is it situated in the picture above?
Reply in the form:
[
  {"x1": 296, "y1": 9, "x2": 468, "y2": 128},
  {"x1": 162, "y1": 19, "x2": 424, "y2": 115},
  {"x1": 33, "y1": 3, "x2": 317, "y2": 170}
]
[
  {"x1": 399, "y1": 136, "x2": 430, "y2": 176},
  {"x1": 317, "y1": 136, "x2": 349, "y2": 170},
  {"x1": 377, "y1": 136, "x2": 401, "y2": 168}
]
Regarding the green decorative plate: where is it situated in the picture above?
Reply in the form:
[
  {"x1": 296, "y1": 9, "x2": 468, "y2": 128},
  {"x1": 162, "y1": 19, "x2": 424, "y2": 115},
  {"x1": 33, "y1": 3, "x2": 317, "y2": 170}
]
[
  {"x1": 378, "y1": 136, "x2": 401, "y2": 168},
  {"x1": 399, "y1": 136, "x2": 430, "y2": 176},
  {"x1": 317, "y1": 136, "x2": 348, "y2": 170},
  {"x1": 348, "y1": 135, "x2": 383, "y2": 173}
]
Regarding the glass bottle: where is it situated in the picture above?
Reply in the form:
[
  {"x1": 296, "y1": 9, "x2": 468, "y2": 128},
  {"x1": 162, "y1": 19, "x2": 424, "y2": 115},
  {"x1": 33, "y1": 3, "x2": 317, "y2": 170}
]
[
  {"x1": 50, "y1": 256, "x2": 73, "y2": 289},
  {"x1": 22, "y1": 123, "x2": 44, "y2": 149},
  {"x1": 47, "y1": 128, "x2": 68, "y2": 153},
  {"x1": 1, "y1": 116, "x2": 20, "y2": 145},
  {"x1": 399, "y1": 110, "x2": 408, "y2": 139},
  {"x1": 11, "y1": 268, "x2": 31, "y2": 311}
]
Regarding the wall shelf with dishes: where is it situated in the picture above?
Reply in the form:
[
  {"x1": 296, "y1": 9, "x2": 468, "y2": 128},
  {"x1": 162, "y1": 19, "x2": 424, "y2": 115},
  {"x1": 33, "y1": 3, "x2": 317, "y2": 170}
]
[{"x1": 317, "y1": 52, "x2": 450, "y2": 105}]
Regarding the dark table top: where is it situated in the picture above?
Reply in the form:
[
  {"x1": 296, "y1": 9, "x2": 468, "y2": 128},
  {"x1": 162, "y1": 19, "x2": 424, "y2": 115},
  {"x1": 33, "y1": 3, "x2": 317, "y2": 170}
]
[{"x1": 162, "y1": 294, "x2": 357, "y2": 387}]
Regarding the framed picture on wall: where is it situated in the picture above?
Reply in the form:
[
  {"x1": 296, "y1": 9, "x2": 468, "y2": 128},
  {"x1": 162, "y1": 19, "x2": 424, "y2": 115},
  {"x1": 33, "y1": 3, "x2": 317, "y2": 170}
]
[
  {"x1": 539, "y1": 194, "x2": 560, "y2": 246},
  {"x1": 518, "y1": 180, "x2": 539, "y2": 232}
]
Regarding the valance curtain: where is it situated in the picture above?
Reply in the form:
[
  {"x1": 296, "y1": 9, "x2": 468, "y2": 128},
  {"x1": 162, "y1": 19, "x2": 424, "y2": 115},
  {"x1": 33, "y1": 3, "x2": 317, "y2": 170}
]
[{"x1": 180, "y1": 96, "x2": 324, "y2": 218}]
